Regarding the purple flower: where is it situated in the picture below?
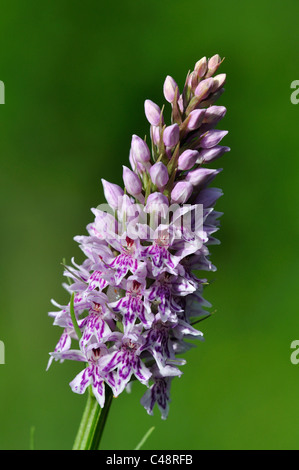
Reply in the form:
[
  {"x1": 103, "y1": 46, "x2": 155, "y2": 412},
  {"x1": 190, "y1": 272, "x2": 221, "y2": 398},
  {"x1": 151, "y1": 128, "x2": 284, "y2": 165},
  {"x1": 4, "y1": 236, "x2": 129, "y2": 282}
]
[
  {"x1": 79, "y1": 297, "x2": 113, "y2": 350},
  {"x1": 109, "y1": 278, "x2": 153, "y2": 332},
  {"x1": 87, "y1": 270, "x2": 109, "y2": 291},
  {"x1": 101, "y1": 328, "x2": 152, "y2": 395},
  {"x1": 108, "y1": 236, "x2": 145, "y2": 284},
  {"x1": 140, "y1": 365, "x2": 182, "y2": 419},
  {"x1": 146, "y1": 273, "x2": 183, "y2": 323},
  {"x1": 69, "y1": 346, "x2": 116, "y2": 407},
  {"x1": 142, "y1": 226, "x2": 181, "y2": 277},
  {"x1": 139, "y1": 316, "x2": 174, "y2": 369},
  {"x1": 46, "y1": 329, "x2": 72, "y2": 371},
  {"x1": 48, "y1": 54, "x2": 229, "y2": 418}
]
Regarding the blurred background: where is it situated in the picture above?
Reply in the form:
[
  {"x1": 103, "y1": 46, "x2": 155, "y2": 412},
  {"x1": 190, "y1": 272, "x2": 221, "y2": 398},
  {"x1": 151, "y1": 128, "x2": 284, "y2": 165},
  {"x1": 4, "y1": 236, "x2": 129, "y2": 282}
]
[{"x1": 0, "y1": 0, "x2": 299, "y2": 450}]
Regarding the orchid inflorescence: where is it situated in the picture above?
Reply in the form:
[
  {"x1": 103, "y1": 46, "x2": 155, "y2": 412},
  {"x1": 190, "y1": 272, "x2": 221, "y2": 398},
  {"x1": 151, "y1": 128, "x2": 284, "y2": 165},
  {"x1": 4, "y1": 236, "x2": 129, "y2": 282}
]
[{"x1": 48, "y1": 54, "x2": 229, "y2": 420}]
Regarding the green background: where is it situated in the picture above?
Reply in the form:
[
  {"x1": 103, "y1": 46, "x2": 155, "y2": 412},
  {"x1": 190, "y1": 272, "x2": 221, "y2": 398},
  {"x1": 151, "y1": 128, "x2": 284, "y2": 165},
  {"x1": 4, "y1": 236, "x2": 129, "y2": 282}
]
[{"x1": 0, "y1": 0, "x2": 298, "y2": 450}]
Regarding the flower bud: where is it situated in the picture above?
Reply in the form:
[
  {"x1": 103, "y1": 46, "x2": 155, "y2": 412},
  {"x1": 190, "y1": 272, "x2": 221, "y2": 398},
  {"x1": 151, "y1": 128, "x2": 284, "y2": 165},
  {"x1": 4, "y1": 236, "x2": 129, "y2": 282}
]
[
  {"x1": 145, "y1": 192, "x2": 169, "y2": 218},
  {"x1": 186, "y1": 109, "x2": 206, "y2": 130},
  {"x1": 178, "y1": 150, "x2": 199, "y2": 171},
  {"x1": 101, "y1": 179, "x2": 124, "y2": 209},
  {"x1": 194, "y1": 57, "x2": 207, "y2": 78},
  {"x1": 185, "y1": 168, "x2": 221, "y2": 187},
  {"x1": 187, "y1": 71, "x2": 198, "y2": 90},
  {"x1": 178, "y1": 95, "x2": 184, "y2": 113},
  {"x1": 206, "y1": 54, "x2": 222, "y2": 78},
  {"x1": 211, "y1": 73, "x2": 226, "y2": 93},
  {"x1": 197, "y1": 145, "x2": 230, "y2": 163},
  {"x1": 151, "y1": 125, "x2": 160, "y2": 146},
  {"x1": 149, "y1": 162, "x2": 169, "y2": 189},
  {"x1": 171, "y1": 181, "x2": 193, "y2": 204},
  {"x1": 163, "y1": 123, "x2": 180, "y2": 148},
  {"x1": 123, "y1": 166, "x2": 142, "y2": 197},
  {"x1": 194, "y1": 78, "x2": 214, "y2": 100},
  {"x1": 163, "y1": 76, "x2": 179, "y2": 103},
  {"x1": 203, "y1": 106, "x2": 226, "y2": 125},
  {"x1": 195, "y1": 187, "x2": 223, "y2": 207},
  {"x1": 144, "y1": 99, "x2": 162, "y2": 126},
  {"x1": 199, "y1": 88, "x2": 225, "y2": 108},
  {"x1": 129, "y1": 148, "x2": 146, "y2": 174},
  {"x1": 200, "y1": 130, "x2": 228, "y2": 149},
  {"x1": 131, "y1": 134, "x2": 151, "y2": 163}
]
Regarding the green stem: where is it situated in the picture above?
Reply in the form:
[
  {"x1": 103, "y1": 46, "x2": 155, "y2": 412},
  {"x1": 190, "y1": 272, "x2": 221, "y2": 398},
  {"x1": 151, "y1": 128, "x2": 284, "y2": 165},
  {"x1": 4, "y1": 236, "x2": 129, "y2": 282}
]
[
  {"x1": 69, "y1": 292, "x2": 82, "y2": 341},
  {"x1": 72, "y1": 386, "x2": 113, "y2": 450}
]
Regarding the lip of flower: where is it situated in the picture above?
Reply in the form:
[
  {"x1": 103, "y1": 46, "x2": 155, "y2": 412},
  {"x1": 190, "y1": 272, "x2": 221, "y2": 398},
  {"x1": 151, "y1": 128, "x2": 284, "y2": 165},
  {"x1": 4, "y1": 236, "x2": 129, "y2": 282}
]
[
  {"x1": 90, "y1": 347, "x2": 103, "y2": 361},
  {"x1": 155, "y1": 231, "x2": 170, "y2": 247},
  {"x1": 123, "y1": 338, "x2": 138, "y2": 351},
  {"x1": 129, "y1": 280, "x2": 143, "y2": 296},
  {"x1": 124, "y1": 236, "x2": 136, "y2": 254},
  {"x1": 90, "y1": 302, "x2": 104, "y2": 315}
]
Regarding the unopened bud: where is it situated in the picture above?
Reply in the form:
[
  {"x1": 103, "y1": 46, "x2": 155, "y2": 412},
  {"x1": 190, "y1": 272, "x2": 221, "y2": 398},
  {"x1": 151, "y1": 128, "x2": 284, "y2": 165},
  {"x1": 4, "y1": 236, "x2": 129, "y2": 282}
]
[
  {"x1": 195, "y1": 187, "x2": 223, "y2": 207},
  {"x1": 123, "y1": 166, "x2": 142, "y2": 197},
  {"x1": 187, "y1": 109, "x2": 206, "y2": 130},
  {"x1": 171, "y1": 181, "x2": 193, "y2": 204},
  {"x1": 194, "y1": 57, "x2": 207, "y2": 78},
  {"x1": 145, "y1": 192, "x2": 169, "y2": 218},
  {"x1": 206, "y1": 54, "x2": 222, "y2": 78},
  {"x1": 163, "y1": 76, "x2": 179, "y2": 103},
  {"x1": 194, "y1": 78, "x2": 214, "y2": 101},
  {"x1": 151, "y1": 125, "x2": 160, "y2": 146},
  {"x1": 200, "y1": 130, "x2": 228, "y2": 149},
  {"x1": 187, "y1": 71, "x2": 198, "y2": 91},
  {"x1": 163, "y1": 123, "x2": 180, "y2": 148},
  {"x1": 149, "y1": 162, "x2": 169, "y2": 189},
  {"x1": 203, "y1": 106, "x2": 227, "y2": 125},
  {"x1": 101, "y1": 179, "x2": 124, "y2": 209},
  {"x1": 185, "y1": 168, "x2": 221, "y2": 187},
  {"x1": 197, "y1": 145, "x2": 230, "y2": 163},
  {"x1": 211, "y1": 73, "x2": 226, "y2": 93},
  {"x1": 178, "y1": 150, "x2": 199, "y2": 171},
  {"x1": 144, "y1": 99, "x2": 162, "y2": 126},
  {"x1": 131, "y1": 134, "x2": 151, "y2": 163}
]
